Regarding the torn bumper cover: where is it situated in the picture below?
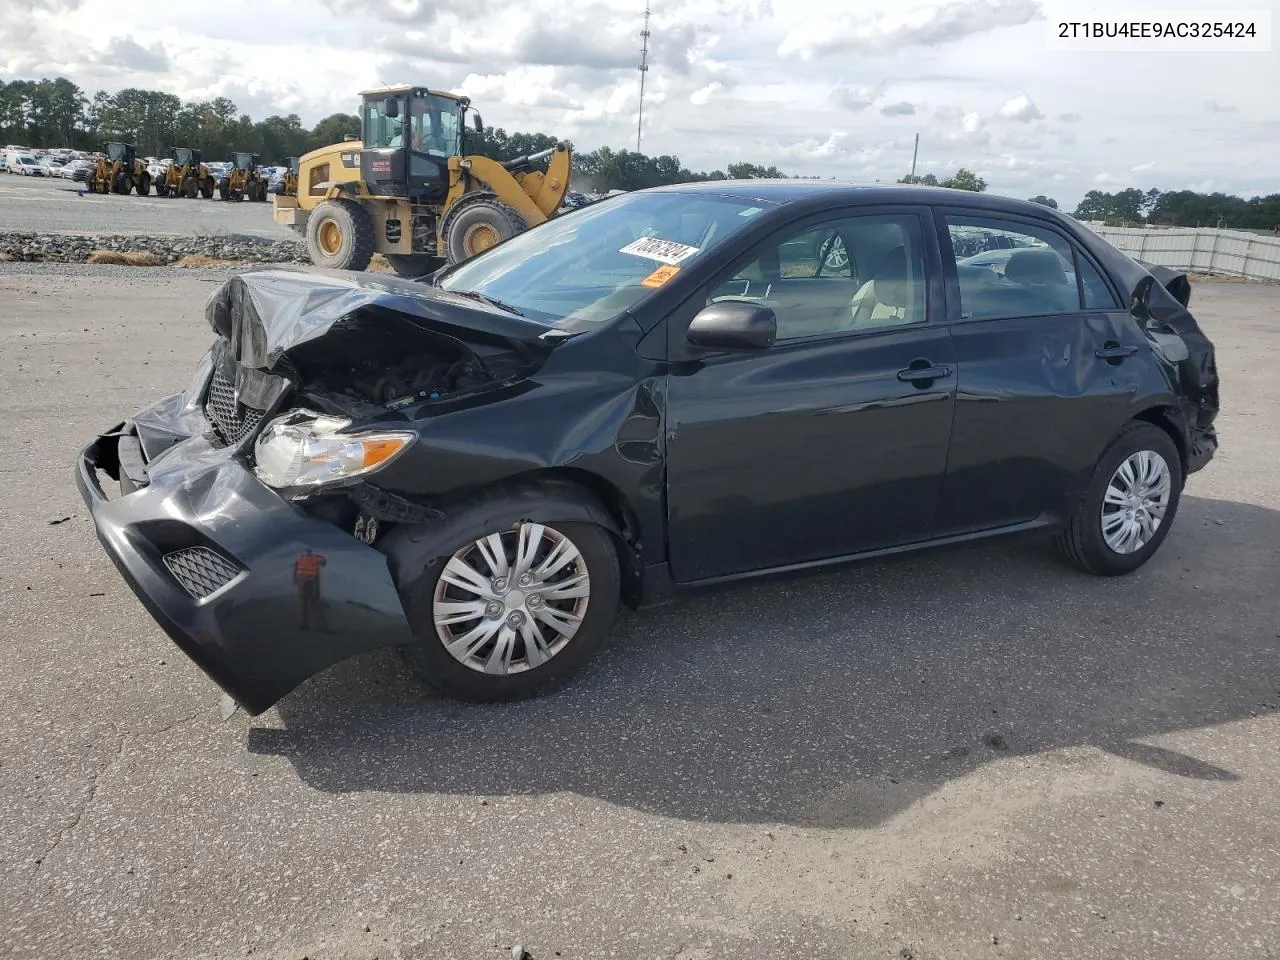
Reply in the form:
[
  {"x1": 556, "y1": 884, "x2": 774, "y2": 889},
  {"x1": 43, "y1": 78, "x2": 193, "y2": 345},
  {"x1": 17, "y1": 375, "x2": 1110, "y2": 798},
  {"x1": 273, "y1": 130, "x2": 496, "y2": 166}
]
[{"x1": 74, "y1": 392, "x2": 413, "y2": 715}]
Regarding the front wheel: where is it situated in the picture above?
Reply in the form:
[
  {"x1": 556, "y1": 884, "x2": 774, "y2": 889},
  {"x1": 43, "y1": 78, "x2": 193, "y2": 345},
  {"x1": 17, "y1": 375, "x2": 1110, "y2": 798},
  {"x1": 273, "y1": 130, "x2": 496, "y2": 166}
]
[
  {"x1": 1053, "y1": 422, "x2": 1183, "y2": 576},
  {"x1": 441, "y1": 196, "x2": 527, "y2": 264},
  {"x1": 305, "y1": 198, "x2": 375, "y2": 271},
  {"x1": 394, "y1": 513, "x2": 621, "y2": 702}
]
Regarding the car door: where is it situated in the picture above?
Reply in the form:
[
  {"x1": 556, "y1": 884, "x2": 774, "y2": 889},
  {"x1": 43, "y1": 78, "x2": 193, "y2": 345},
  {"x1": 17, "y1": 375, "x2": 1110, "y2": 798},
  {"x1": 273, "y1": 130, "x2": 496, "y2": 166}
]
[
  {"x1": 663, "y1": 207, "x2": 957, "y2": 582},
  {"x1": 932, "y1": 208, "x2": 1147, "y2": 536}
]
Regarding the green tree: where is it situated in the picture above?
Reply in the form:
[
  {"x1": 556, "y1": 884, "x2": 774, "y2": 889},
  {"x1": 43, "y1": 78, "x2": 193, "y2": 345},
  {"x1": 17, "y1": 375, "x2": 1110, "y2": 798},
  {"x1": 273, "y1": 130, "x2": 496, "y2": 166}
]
[
  {"x1": 1028, "y1": 195, "x2": 1058, "y2": 209},
  {"x1": 726, "y1": 161, "x2": 787, "y2": 179},
  {"x1": 899, "y1": 173, "x2": 939, "y2": 185},
  {"x1": 310, "y1": 112, "x2": 360, "y2": 150},
  {"x1": 939, "y1": 168, "x2": 987, "y2": 192}
]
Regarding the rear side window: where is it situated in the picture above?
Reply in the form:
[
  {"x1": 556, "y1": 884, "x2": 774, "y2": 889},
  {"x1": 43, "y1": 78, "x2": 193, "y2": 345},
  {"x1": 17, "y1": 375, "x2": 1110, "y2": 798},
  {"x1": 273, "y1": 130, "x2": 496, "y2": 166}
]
[
  {"x1": 944, "y1": 216, "x2": 1082, "y2": 320},
  {"x1": 1078, "y1": 254, "x2": 1122, "y2": 309}
]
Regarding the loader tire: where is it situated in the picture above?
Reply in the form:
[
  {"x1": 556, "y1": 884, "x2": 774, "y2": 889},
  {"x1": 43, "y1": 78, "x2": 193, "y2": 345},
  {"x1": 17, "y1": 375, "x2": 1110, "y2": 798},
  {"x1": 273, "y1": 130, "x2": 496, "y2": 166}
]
[
  {"x1": 441, "y1": 196, "x2": 527, "y2": 264},
  {"x1": 306, "y1": 198, "x2": 375, "y2": 271},
  {"x1": 184, "y1": 176, "x2": 198, "y2": 199},
  {"x1": 383, "y1": 254, "x2": 446, "y2": 279},
  {"x1": 155, "y1": 181, "x2": 168, "y2": 197},
  {"x1": 218, "y1": 178, "x2": 230, "y2": 201},
  {"x1": 136, "y1": 173, "x2": 150, "y2": 196},
  {"x1": 113, "y1": 172, "x2": 131, "y2": 195},
  {"x1": 200, "y1": 178, "x2": 214, "y2": 199}
]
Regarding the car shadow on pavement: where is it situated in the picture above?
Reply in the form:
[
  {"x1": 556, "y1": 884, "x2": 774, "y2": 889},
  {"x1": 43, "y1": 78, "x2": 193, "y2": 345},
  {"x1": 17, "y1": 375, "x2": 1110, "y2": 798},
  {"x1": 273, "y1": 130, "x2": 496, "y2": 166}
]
[{"x1": 249, "y1": 493, "x2": 1277, "y2": 827}]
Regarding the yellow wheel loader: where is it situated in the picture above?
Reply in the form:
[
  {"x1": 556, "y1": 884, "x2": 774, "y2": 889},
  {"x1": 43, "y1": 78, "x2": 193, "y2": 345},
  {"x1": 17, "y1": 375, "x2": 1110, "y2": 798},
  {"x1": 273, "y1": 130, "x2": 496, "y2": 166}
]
[
  {"x1": 90, "y1": 142, "x2": 152, "y2": 196},
  {"x1": 156, "y1": 147, "x2": 215, "y2": 199},
  {"x1": 218, "y1": 152, "x2": 268, "y2": 202},
  {"x1": 271, "y1": 85, "x2": 572, "y2": 277}
]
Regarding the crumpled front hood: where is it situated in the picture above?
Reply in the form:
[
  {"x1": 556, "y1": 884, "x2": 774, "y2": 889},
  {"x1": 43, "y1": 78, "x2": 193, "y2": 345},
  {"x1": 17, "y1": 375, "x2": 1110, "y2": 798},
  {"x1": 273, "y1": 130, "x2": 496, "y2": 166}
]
[{"x1": 204, "y1": 267, "x2": 561, "y2": 371}]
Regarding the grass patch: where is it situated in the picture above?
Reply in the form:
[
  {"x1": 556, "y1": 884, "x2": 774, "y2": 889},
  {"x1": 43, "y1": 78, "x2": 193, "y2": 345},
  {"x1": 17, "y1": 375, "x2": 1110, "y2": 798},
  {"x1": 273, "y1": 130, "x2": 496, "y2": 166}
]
[
  {"x1": 87, "y1": 250, "x2": 167, "y2": 266},
  {"x1": 175, "y1": 254, "x2": 236, "y2": 268}
]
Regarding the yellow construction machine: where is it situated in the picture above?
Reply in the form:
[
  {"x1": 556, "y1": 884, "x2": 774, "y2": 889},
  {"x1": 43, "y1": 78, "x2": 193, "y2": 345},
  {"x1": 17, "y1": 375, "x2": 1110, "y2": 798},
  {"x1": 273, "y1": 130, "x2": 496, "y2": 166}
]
[
  {"x1": 218, "y1": 152, "x2": 268, "y2": 202},
  {"x1": 90, "y1": 142, "x2": 152, "y2": 196},
  {"x1": 271, "y1": 85, "x2": 573, "y2": 277},
  {"x1": 156, "y1": 147, "x2": 215, "y2": 199}
]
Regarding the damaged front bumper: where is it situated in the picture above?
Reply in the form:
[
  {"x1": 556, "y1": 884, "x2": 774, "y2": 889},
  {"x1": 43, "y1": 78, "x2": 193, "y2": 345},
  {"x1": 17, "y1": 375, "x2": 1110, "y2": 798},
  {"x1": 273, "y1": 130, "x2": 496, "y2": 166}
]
[{"x1": 74, "y1": 386, "x2": 414, "y2": 716}]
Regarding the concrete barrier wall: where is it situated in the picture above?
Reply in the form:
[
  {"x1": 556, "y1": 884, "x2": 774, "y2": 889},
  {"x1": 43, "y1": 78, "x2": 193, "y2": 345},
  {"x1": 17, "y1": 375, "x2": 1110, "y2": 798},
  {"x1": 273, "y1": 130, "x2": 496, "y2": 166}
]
[{"x1": 1083, "y1": 225, "x2": 1280, "y2": 282}]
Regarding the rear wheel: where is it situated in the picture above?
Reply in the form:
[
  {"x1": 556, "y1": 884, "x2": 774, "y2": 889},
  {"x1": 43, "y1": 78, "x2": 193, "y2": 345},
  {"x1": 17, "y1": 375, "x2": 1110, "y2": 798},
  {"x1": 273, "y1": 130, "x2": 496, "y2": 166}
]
[
  {"x1": 441, "y1": 196, "x2": 527, "y2": 264},
  {"x1": 136, "y1": 173, "x2": 150, "y2": 196},
  {"x1": 393, "y1": 509, "x2": 621, "y2": 703},
  {"x1": 218, "y1": 178, "x2": 230, "y2": 201},
  {"x1": 305, "y1": 198, "x2": 376, "y2": 271},
  {"x1": 383, "y1": 254, "x2": 446, "y2": 279},
  {"x1": 1053, "y1": 422, "x2": 1183, "y2": 576}
]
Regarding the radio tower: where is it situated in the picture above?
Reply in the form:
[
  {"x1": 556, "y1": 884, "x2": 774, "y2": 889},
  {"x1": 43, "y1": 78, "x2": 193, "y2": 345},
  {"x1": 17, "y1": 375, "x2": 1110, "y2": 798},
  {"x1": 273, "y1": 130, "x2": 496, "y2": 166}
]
[{"x1": 636, "y1": 2, "x2": 651, "y2": 153}]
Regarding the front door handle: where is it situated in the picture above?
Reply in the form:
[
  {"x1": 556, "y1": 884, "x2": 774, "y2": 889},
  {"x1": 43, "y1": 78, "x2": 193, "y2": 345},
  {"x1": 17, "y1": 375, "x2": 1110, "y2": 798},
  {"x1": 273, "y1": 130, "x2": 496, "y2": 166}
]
[
  {"x1": 897, "y1": 362, "x2": 952, "y2": 383},
  {"x1": 1095, "y1": 342, "x2": 1139, "y2": 362}
]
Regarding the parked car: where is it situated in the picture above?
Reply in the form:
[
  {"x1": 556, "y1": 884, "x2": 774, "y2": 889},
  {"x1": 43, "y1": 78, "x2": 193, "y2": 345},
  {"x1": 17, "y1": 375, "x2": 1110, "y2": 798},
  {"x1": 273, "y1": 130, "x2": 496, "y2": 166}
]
[
  {"x1": 13, "y1": 155, "x2": 43, "y2": 176},
  {"x1": 67, "y1": 158, "x2": 96, "y2": 183},
  {"x1": 75, "y1": 181, "x2": 1220, "y2": 716}
]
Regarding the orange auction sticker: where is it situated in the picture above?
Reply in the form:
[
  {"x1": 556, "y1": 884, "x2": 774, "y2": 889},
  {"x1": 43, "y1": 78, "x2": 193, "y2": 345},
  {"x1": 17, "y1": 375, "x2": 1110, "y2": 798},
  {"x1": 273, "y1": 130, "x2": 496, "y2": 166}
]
[{"x1": 641, "y1": 264, "x2": 681, "y2": 287}]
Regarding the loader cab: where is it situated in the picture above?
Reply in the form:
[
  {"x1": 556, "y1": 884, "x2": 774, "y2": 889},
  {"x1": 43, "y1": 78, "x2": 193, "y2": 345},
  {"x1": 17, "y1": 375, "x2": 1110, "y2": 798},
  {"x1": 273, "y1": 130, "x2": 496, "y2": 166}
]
[
  {"x1": 359, "y1": 86, "x2": 464, "y2": 203},
  {"x1": 106, "y1": 142, "x2": 134, "y2": 166},
  {"x1": 233, "y1": 152, "x2": 260, "y2": 171}
]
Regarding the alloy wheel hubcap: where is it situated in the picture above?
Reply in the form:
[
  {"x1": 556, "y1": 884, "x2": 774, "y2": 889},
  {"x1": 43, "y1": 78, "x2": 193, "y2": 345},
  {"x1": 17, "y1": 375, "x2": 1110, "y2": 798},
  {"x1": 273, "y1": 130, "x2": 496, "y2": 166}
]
[
  {"x1": 432, "y1": 522, "x2": 591, "y2": 675},
  {"x1": 1100, "y1": 449, "x2": 1172, "y2": 554}
]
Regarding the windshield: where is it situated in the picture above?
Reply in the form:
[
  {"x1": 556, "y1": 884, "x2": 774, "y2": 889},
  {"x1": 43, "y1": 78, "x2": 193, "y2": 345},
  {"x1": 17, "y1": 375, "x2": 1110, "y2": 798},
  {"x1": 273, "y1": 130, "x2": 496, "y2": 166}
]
[
  {"x1": 438, "y1": 192, "x2": 770, "y2": 328},
  {"x1": 365, "y1": 93, "x2": 461, "y2": 157}
]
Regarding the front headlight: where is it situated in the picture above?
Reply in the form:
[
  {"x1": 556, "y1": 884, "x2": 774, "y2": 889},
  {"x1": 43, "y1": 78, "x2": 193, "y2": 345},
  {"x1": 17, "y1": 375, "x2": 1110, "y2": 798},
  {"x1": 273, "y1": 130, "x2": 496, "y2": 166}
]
[{"x1": 253, "y1": 410, "x2": 414, "y2": 490}]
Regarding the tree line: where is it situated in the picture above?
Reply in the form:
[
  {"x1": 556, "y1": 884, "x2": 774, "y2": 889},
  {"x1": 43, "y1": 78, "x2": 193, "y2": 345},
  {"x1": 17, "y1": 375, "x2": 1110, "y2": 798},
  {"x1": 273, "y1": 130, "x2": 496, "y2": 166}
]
[
  {"x1": 1072, "y1": 187, "x2": 1280, "y2": 229},
  {"x1": 4, "y1": 77, "x2": 1276, "y2": 223}
]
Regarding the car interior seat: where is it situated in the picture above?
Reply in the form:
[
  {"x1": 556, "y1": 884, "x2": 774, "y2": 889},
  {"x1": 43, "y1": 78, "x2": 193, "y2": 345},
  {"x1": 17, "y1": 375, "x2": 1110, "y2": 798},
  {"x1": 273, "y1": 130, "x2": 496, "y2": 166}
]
[{"x1": 847, "y1": 245, "x2": 919, "y2": 330}]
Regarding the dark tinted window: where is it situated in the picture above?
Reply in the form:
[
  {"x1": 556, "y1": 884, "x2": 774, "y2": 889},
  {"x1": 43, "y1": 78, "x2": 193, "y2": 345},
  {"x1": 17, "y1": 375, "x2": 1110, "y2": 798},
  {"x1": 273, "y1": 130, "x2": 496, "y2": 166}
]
[
  {"x1": 945, "y1": 216, "x2": 1081, "y2": 320},
  {"x1": 1078, "y1": 253, "x2": 1121, "y2": 309},
  {"x1": 708, "y1": 214, "x2": 928, "y2": 341}
]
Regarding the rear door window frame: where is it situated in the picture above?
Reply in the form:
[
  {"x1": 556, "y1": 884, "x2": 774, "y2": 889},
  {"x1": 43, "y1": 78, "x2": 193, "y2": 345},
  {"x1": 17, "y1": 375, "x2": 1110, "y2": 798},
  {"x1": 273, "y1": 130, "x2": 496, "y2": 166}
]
[{"x1": 930, "y1": 206, "x2": 1124, "y2": 324}]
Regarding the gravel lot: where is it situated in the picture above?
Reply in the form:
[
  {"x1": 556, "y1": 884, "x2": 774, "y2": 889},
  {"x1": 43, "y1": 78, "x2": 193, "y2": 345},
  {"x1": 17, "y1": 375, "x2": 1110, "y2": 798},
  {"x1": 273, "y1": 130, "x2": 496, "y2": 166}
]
[
  {"x1": 1, "y1": 266, "x2": 1278, "y2": 960},
  {"x1": 0, "y1": 169, "x2": 295, "y2": 239}
]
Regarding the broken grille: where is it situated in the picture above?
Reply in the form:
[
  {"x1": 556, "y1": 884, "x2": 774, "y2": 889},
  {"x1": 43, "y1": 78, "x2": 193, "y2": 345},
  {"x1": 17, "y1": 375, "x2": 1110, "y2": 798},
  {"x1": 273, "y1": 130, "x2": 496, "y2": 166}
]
[
  {"x1": 163, "y1": 546, "x2": 242, "y2": 600},
  {"x1": 205, "y1": 368, "x2": 264, "y2": 445}
]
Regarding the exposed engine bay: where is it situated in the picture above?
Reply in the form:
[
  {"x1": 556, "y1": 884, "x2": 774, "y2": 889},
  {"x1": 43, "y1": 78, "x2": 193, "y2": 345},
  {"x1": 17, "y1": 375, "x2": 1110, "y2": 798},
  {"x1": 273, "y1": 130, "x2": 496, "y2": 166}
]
[{"x1": 283, "y1": 305, "x2": 536, "y2": 415}]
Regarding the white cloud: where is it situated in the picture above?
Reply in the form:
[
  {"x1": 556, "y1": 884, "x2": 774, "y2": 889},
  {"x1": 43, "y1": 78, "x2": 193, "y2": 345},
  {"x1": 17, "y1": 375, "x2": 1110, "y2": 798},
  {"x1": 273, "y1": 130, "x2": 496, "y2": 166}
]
[
  {"x1": 829, "y1": 81, "x2": 887, "y2": 112},
  {"x1": 997, "y1": 93, "x2": 1043, "y2": 122},
  {"x1": 778, "y1": 0, "x2": 1040, "y2": 60},
  {"x1": 689, "y1": 81, "x2": 723, "y2": 105},
  {"x1": 1, "y1": 0, "x2": 1275, "y2": 213},
  {"x1": 1130, "y1": 161, "x2": 1157, "y2": 174}
]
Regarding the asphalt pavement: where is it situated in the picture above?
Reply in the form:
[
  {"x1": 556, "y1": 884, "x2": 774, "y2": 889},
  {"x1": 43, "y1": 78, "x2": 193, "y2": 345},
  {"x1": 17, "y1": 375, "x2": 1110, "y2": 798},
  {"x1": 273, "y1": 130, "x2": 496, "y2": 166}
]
[
  {"x1": 1, "y1": 267, "x2": 1278, "y2": 960},
  {"x1": 0, "y1": 169, "x2": 295, "y2": 239}
]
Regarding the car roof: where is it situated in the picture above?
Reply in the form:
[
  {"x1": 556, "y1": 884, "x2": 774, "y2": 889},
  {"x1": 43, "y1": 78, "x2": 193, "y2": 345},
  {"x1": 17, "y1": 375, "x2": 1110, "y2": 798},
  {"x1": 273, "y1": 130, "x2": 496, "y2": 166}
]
[{"x1": 642, "y1": 179, "x2": 1068, "y2": 221}]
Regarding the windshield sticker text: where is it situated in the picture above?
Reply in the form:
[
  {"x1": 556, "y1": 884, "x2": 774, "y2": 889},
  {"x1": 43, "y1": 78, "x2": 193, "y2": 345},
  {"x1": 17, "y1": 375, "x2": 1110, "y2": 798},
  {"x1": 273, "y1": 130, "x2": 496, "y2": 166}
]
[
  {"x1": 641, "y1": 265, "x2": 681, "y2": 287},
  {"x1": 620, "y1": 237, "x2": 701, "y2": 265}
]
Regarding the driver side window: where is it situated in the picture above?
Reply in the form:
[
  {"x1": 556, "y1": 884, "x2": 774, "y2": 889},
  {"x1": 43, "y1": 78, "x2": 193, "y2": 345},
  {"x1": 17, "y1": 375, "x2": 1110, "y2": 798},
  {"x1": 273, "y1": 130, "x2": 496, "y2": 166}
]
[{"x1": 707, "y1": 213, "x2": 929, "y2": 340}]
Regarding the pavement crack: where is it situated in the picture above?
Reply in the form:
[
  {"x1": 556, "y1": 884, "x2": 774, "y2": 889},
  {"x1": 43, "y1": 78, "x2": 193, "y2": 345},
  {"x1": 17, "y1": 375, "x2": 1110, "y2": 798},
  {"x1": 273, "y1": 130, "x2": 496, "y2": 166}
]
[{"x1": 32, "y1": 733, "x2": 126, "y2": 874}]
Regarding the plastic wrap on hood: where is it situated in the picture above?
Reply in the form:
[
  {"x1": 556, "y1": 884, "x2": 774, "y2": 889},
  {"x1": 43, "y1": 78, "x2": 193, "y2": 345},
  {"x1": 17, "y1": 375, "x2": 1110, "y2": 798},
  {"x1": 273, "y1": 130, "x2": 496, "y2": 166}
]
[{"x1": 203, "y1": 268, "x2": 560, "y2": 370}]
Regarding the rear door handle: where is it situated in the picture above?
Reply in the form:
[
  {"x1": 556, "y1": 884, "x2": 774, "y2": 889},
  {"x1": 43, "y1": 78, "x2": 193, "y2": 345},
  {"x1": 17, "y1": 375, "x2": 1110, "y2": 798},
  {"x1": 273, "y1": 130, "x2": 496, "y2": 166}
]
[
  {"x1": 897, "y1": 364, "x2": 952, "y2": 383},
  {"x1": 1095, "y1": 343, "x2": 1139, "y2": 362}
]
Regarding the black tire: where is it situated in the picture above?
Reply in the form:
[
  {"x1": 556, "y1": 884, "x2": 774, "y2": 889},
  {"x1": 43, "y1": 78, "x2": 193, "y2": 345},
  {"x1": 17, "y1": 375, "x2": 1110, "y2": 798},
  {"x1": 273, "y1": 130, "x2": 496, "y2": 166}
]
[
  {"x1": 136, "y1": 173, "x2": 150, "y2": 196},
  {"x1": 1053, "y1": 421, "x2": 1183, "y2": 576},
  {"x1": 183, "y1": 176, "x2": 198, "y2": 199},
  {"x1": 305, "y1": 198, "x2": 376, "y2": 271},
  {"x1": 383, "y1": 254, "x2": 446, "y2": 279},
  {"x1": 112, "y1": 172, "x2": 131, "y2": 194},
  {"x1": 218, "y1": 178, "x2": 230, "y2": 201},
  {"x1": 441, "y1": 195, "x2": 527, "y2": 264},
  {"x1": 388, "y1": 495, "x2": 622, "y2": 703},
  {"x1": 200, "y1": 178, "x2": 214, "y2": 199},
  {"x1": 155, "y1": 181, "x2": 169, "y2": 197}
]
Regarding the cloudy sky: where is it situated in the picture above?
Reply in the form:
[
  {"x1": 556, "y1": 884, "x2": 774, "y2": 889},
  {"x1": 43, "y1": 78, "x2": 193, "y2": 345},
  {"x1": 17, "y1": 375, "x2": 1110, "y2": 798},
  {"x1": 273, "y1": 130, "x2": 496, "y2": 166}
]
[{"x1": 3, "y1": 0, "x2": 1277, "y2": 208}]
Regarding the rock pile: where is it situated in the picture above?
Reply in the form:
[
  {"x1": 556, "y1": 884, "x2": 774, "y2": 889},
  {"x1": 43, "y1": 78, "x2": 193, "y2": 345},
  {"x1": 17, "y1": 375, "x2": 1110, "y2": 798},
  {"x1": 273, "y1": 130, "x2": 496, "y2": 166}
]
[{"x1": 0, "y1": 231, "x2": 307, "y2": 265}]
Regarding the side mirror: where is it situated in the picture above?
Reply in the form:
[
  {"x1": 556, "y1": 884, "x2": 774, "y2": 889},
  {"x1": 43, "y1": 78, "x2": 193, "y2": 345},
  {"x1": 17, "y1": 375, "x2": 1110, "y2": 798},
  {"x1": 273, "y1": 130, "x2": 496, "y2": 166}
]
[
  {"x1": 383, "y1": 97, "x2": 399, "y2": 119},
  {"x1": 687, "y1": 300, "x2": 777, "y2": 350},
  {"x1": 473, "y1": 113, "x2": 484, "y2": 134}
]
